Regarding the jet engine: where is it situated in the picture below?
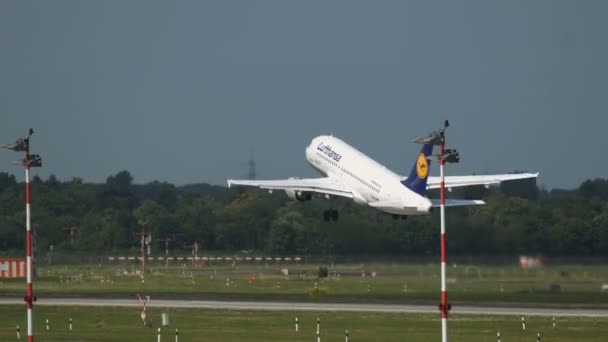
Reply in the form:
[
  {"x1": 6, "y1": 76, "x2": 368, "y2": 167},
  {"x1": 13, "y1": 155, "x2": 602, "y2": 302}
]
[
  {"x1": 352, "y1": 192, "x2": 368, "y2": 205},
  {"x1": 285, "y1": 189, "x2": 312, "y2": 202}
]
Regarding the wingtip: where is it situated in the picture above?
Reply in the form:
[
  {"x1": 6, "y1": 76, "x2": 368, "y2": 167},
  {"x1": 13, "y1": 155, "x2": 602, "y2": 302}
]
[{"x1": 517, "y1": 172, "x2": 540, "y2": 178}]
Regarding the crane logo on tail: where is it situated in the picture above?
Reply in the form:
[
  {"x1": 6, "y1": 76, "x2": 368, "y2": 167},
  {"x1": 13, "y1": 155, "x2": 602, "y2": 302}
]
[{"x1": 416, "y1": 153, "x2": 428, "y2": 179}]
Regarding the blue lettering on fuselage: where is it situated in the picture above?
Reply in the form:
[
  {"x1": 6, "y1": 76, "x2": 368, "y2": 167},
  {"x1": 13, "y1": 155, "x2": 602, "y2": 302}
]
[{"x1": 317, "y1": 143, "x2": 342, "y2": 162}]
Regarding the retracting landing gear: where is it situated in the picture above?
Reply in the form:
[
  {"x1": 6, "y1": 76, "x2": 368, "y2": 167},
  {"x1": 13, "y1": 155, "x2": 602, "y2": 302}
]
[{"x1": 323, "y1": 209, "x2": 339, "y2": 222}]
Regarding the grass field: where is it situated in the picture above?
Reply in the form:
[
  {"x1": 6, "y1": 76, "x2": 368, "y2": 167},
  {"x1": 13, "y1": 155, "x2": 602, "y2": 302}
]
[
  {"x1": 0, "y1": 305, "x2": 606, "y2": 342},
  {"x1": 1, "y1": 261, "x2": 607, "y2": 307}
]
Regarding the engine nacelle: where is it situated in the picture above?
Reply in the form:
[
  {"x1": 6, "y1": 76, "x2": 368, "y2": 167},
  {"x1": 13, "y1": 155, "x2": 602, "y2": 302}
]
[
  {"x1": 285, "y1": 189, "x2": 312, "y2": 202},
  {"x1": 352, "y1": 192, "x2": 368, "y2": 205}
]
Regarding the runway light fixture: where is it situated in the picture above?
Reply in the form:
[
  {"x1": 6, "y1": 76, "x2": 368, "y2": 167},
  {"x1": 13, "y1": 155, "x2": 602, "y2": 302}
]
[
  {"x1": 442, "y1": 149, "x2": 460, "y2": 164},
  {"x1": 412, "y1": 120, "x2": 449, "y2": 146},
  {"x1": 1, "y1": 138, "x2": 29, "y2": 152},
  {"x1": 412, "y1": 129, "x2": 444, "y2": 146},
  {"x1": 20, "y1": 154, "x2": 43, "y2": 168}
]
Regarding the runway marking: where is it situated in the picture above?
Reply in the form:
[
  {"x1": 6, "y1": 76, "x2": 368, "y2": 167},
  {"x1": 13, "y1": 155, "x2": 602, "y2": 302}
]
[{"x1": 0, "y1": 298, "x2": 607, "y2": 317}]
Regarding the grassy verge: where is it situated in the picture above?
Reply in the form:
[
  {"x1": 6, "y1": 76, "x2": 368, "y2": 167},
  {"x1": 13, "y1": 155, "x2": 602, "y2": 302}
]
[{"x1": 0, "y1": 305, "x2": 607, "y2": 342}]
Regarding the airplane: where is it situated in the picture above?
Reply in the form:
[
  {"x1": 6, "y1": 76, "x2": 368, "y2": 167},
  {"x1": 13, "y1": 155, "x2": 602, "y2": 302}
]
[{"x1": 227, "y1": 134, "x2": 539, "y2": 221}]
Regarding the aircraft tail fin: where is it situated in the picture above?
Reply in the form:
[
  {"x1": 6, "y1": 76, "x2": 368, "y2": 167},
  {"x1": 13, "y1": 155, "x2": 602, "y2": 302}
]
[{"x1": 401, "y1": 144, "x2": 433, "y2": 196}]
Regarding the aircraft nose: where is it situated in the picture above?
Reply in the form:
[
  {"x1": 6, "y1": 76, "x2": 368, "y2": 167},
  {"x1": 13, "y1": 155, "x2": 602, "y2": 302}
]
[
  {"x1": 306, "y1": 138, "x2": 318, "y2": 158},
  {"x1": 309, "y1": 137, "x2": 320, "y2": 147},
  {"x1": 305, "y1": 143, "x2": 314, "y2": 160}
]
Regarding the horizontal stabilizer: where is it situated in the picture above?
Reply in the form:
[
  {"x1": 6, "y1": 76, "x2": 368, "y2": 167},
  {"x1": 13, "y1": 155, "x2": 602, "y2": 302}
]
[
  {"x1": 425, "y1": 172, "x2": 539, "y2": 190},
  {"x1": 431, "y1": 199, "x2": 486, "y2": 207}
]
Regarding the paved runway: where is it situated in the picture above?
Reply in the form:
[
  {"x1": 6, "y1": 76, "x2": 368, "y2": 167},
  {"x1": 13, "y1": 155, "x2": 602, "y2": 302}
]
[{"x1": 1, "y1": 297, "x2": 607, "y2": 317}]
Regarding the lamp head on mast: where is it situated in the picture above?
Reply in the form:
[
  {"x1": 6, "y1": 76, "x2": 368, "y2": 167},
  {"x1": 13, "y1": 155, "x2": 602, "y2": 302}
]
[
  {"x1": 2, "y1": 129, "x2": 34, "y2": 152},
  {"x1": 1, "y1": 138, "x2": 29, "y2": 152},
  {"x1": 412, "y1": 121, "x2": 450, "y2": 146},
  {"x1": 412, "y1": 121, "x2": 460, "y2": 164}
]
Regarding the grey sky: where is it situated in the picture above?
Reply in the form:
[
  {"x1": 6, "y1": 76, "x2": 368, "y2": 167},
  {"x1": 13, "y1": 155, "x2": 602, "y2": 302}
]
[{"x1": 1, "y1": 1, "x2": 606, "y2": 189}]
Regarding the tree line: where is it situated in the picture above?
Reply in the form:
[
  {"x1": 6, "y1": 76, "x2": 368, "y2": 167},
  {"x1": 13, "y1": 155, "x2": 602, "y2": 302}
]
[{"x1": 0, "y1": 171, "x2": 607, "y2": 257}]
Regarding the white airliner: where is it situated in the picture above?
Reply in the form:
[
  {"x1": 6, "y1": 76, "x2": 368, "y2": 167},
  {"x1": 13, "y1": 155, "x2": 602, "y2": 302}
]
[{"x1": 227, "y1": 135, "x2": 538, "y2": 221}]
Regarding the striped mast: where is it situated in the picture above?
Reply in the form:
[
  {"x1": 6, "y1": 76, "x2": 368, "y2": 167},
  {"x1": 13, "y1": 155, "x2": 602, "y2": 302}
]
[
  {"x1": 136, "y1": 219, "x2": 148, "y2": 284},
  {"x1": 439, "y1": 130, "x2": 448, "y2": 342},
  {"x1": 24, "y1": 130, "x2": 35, "y2": 342},
  {"x1": 2, "y1": 129, "x2": 42, "y2": 342},
  {"x1": 412, "y1": 122, "x2": 455, "y2": 342},
  {"x1": 436, "y1": 121, "x2": 458, "y2": 342}
]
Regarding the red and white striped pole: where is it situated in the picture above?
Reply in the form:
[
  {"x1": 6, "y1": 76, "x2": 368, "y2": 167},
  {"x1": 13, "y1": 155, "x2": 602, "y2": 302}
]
[
  {"x1": 139, "y1": 221, "x2": 146, "y2": 284},
  {"x1": 412, "y1": 121, "x2": 457, "y2": 342},
  {"x1": 2, "y1": 130, "x2": 41, "y2": 342},
  {"x1": 185, "y1": 241, "x2": 199, "y2": 267},
  {"x1": 439, "y1": 138, "x2": 448, "y2": 342},
  {"x1": 194, "y1": 241, "x2": 199, "y2": 267},
  {"x1": 437, "y1": 122, "x2": 458, "y2": 342},
  {"x1": 141, "y1": 225, "x2": 145, "y2": 279},
  {"x1": 165, "y1": 238, "x2": 169, "y2": 268},
  {"x1": 24, "y1": 132, "x2": 35, "y2": 342}
]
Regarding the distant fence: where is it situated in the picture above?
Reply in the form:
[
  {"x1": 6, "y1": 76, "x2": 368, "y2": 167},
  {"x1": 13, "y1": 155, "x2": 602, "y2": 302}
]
[
  {"x1": 4, "y1": 252, "x2": 608, "y2": 267},
  {"x1": 106, "y1": 256, "x2": 302, "y2": 263},
  {"x1": 0, "y1": 259, "x2": 26, "y2": 278}
]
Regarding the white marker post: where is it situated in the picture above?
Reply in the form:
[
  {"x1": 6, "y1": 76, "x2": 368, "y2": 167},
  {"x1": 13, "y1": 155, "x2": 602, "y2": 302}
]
[
  {"x1": 295, "y1": 317, "x2": 298, "y2": 332},
  {"x1": 45, "y1": 319, "x2": 49, "y2": 331},
  {"x1": 345, "y1": 329, "x2": 349, "y2": 342},
  {"x1": 553, "y1": 316, "x2": 556, "y2": 328},
  {"x1": 496, "y1": 331, "x2": 500, "y2": 342},
  {"x1": 69, "y1": 317, "x2": 72, "y2": 331},
  {"x1": 17, "y1": 325, "x2": 21, "y2": 340},
  {"x1": 157, "y1": 327, "x2": 161, "y2": 342},
  {"x1": 521, "y1": 316, "x2": 526, "y2": 331},
  {"x1": 537, "y1": 332, "x2": 541, "y2": 342},
  {"x1": 175, "y1": 329, "x2": 179, "y2": 342},
  {"x1": 316, "y1": 318, "x2": 320, "y2": 342},
  {"x1": 162, "y1": 313, "x2": 170, "y2": 327},
  {"x1": 138, "y1": 294, "x2": 150, "y2": 327}
]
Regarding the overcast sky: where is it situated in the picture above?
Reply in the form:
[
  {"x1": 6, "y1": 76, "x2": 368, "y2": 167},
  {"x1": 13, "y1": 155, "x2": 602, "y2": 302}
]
[{"x1": 1, "y1": 1, "x2": 606, "y2": 189}]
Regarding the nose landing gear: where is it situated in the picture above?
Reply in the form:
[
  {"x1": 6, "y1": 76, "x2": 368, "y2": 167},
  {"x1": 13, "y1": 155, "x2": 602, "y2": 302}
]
[{"x1": 323, "y1": 209, "x2": 339, "y2": 222}]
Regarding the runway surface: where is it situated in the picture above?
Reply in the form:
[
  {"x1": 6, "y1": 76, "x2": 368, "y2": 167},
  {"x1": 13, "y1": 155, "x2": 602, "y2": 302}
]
[{"x1": 1, "y1": 297, "x2": 607, "y2": 317}]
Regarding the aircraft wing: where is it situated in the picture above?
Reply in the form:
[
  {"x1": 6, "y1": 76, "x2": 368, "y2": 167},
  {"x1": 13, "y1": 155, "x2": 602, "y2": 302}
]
[
  {"x1": 426, "y1": 172, "x2": 539, "y2": 190},
  {"x1": 227, "y1": 177, "x2": 354, "y2": 199}
]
